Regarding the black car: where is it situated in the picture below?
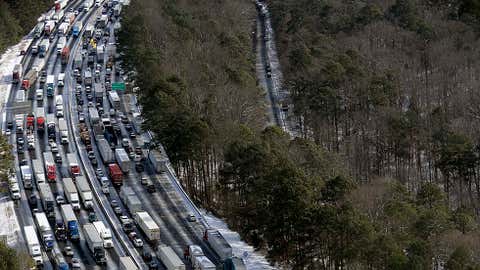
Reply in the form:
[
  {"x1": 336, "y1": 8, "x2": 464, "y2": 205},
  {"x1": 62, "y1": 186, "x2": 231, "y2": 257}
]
[
  {"x1": 147, "y1": 184, "x2": 155, "y2": 193},
  {"x1": 142, "y1": 250, "x2": 153, "y2": 262},
  {"x1": 28, "y1": 194, "x2": 37, "y2": 208},
  {"x1": 148, "y1": 261, "x2": 158, "y2": 270},
  {"x1": 6, "y1": 121, "x2": 13, "y2": 129},
  {"x1": 135, "y1": 162, "x2": 144, "y2": 173}
]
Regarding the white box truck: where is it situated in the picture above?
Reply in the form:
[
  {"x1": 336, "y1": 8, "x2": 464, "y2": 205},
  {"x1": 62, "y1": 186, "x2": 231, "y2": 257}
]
[
  {"x1": 63, "y1": 178, "x2": 80, "y2": 210},
  {"x1": 115, "y1": 148, "x2": 130, "y2": 173},
  {"x1": 38, "y1": 183, "x2": 55, "y2": 218},
  {"x1": 119, "y1": 256, "x2": 138, "y2": 270},
  {"x1": 157, "y1": 245, "x2": 185, "y2": 270},
  {"x1": 108, "y1": 91, "x2": 121, "y2": 110},
  {"x1": 134, "y1": 211, "x2": 160, "y2": 242},
  {"x1": 93, "y1": 221, "x2": 113, "y2": 248},
  {"x1": 74, "y1": 176, "x2": 93, "y2": 209},
  {"x1": 83, "y1": 223, "x2": 106, "y2": 264},
  {"x1": 20, "y1": 165, "x2": 33, "y2": 189},
  {"x1": 204, "y1": 229, "x2": 233, "y2": 261},
  {"x1": 24, "y1": 225, "x2": 43, "y2": 266}
]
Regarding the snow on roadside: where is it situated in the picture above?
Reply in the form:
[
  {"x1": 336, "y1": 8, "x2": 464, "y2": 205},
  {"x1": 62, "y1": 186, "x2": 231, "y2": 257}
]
[
  {"x1": 201, "y1": 210, "x2": 276, "y2": 270},
  {"x1": 0, "y1": 198, "x2": 21, "y2": 246},
  {"x1": 0, "y1": 36, "x2": 33, "y2": 126}
]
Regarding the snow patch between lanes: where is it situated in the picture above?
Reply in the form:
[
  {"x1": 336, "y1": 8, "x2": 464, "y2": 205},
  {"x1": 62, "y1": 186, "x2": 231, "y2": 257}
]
[
  {"x1": 0, "y1": 199, "x2": 21, "y2": 246},
  {"x1": 201, "y1": 210, "x2": 276, "y2": 270}
]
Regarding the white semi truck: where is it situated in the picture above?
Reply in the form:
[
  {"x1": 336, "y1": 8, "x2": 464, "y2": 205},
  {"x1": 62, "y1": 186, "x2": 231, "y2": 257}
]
[
  {"x1": 74, "y1": 176, "x2": 93, "y2": 209},
  {"x1": 63, "y1": 178, "x2": 80, "y2": 210},
  {"x1": 93, "y1": 221, "x2": 113, "y2": 248},
  {"x1": 134, "y1": 211, "x2": 160, "y2": 242},
  {"x1": 157, "y1": 245, "x2": 185, "y2": 270},
  {"x1": 24, "y1": 225, "x2": 43, "y2": 266}
]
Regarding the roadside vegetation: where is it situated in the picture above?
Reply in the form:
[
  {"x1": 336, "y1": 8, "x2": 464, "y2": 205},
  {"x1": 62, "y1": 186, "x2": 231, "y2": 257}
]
[
  {"x1": 120, "y1": 0, "x2": 480, "y2": 268},
  {"x1": 0, "y1": 0, "x2": 52, "y2": 52}
]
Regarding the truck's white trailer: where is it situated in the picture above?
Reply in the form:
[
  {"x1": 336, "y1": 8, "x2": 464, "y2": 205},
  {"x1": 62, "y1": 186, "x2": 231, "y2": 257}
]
[
  {"x1": 115, "y1": 148, "x2": 130, "y2": 173},
  {"x1": 34, "y1": 212, "x2": 54, "y2": 251},
  {"x1": 38, "y1": 183, "x2": 55, "y2": 218},
  {"x1": 193, "y1": 256, "x2": 216, "y2": 270},
  {"x1": 74, "y1": 176, "x2": 93, "y2": 209},
  {"x1": 57, "y1": 36, "x2": 67, "y2": 53},
  {"x1": 83, "y1": 223, "x2": 106, "y2": 264},
  {"x1": 33, "y1": 158, "x2": 46, "y2": 185},
  {"x1": 98, "y1": 139, "x2": 115, "y2": 164},
  {"x1": 63, "y1": 178, "x2": 80, "y2": 210},
  {"x1": 89, "y1": 107, "x2": 100, "y2": 125},
  {"x1": 93, "y1": 221, "x2": 113, "y2": 248},
  {"x1": 119, "y1": 186, "x2": 142, "y2": 214},
  {"x1": 119, "y1": 256, "x2": 138, "y2": 270},
  {"x1": 134, "y1": 211, "x2": 160, "y2": 242},
  {"x1": 157, "y1": 245, "x2": 185, "y2": 270},
  {"x1": 148, "y1": 149, "x2": 168, "y2": 173},
  {"x1": 108, "y1": 91, "x2": 121, "y2": 110},
  {"x1": 58, "y1": 118, "x2": 68, "y2": 144},
  {"x1": 204, "y1": 229, "x2": 233, "y2": 261},
  {"x1": 24, "y1": 225, "x2": 43, "y2": 266}
]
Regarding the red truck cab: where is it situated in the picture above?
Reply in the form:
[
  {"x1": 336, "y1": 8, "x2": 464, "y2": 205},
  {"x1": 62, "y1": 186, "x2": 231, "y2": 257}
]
[
  {"x1": 21, "y1": 79, "x2": 30, "y2": 90},
  {"x1": 108, "y1": 164, "x2": 123, "y2": 186},
  {"x1": 26, "y1": 114, "x2": 35, "y2": 129}
]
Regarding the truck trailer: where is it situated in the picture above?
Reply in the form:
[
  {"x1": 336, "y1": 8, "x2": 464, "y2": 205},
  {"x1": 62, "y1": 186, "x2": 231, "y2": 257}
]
[
  {"x1": 60, "y1": 204, "x2": 80, "y2": 240},
  {"x1": 58, "y1": 118, "x2": 68, "y2": 144},
  {"x1": 204, "y1": 229, "x2": 233, "y2": 261},
  {"x1": 98, "y1": 139, "x2": 115, "y2": 164},
  {"x1": 134, "y1": 211, "x2": 160, "y2": 242},
  {"x1": 119, "y1": 186, "x2": 142, "y2": 215},
  {"x1": 148, "y1": 149, "x2": 168, "y2": 173},
  {"x1": 43, "y1": 151, "x2": 56, "y2": 182},
  {"x1": 47, "y1": 113, "x2": 56, "y2": 139},
  {"x1": 32, "y1": 159, "x2": 46, "y2": 185},
  {"x1": 63, "y1": 178, "x2": 80, "y2": 210},
  {"x1": 34, "y1": 212, "x2": 54, "y2": 250},
  {"x1": 38, "y1": 183, "x2": 55, "y2": 218},
  {"x1": 75, "y1": 176, "x2": 93, "y2": 209},
  {"x1": 93, "y1": 221, "x2": 113, "y2": 249},
  {"x1": 24, "y1": 225, "x2": 43, "y2": 266},
  {"x1": 20, "y1": 165, "x2": 33, "y2": 189},
  {"x1": 84, "y1": 223, "x2": 107, "y2": 264},
  {"x1": 157, "y1": 245, "x2": 185, "y2": 270},
  {"x1": 115, "y1": 148, "x2": 130, "y2": 173}
]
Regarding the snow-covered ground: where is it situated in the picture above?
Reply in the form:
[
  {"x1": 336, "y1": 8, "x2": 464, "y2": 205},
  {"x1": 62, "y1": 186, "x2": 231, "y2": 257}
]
[
  {"x1": 0, "y1": 36, "x2": 33, "y2": 127},
  {"x1": 202, "y1": 210, "x2": 276, "y2": 270},
  {"x1": 0, "y1": 198, "x2": 21, "y2": 246}
]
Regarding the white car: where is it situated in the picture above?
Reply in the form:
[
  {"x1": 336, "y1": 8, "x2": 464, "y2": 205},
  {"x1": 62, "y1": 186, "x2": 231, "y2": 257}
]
[
  {"x1": 71, "y1": 257, "x2": 81, "y2": 269},
  {"x1": 64, "y1": 245, "x2": 74, "y2": 256},
  {"x1": 102, "y1": 185, "x2": 109, "y2": 194},
  {"x1": 133, "y1": 238, "x2": 143, "y2": 248},
  {"x1": 4, "y1": 129, "x2": 11, "y2": 136}
]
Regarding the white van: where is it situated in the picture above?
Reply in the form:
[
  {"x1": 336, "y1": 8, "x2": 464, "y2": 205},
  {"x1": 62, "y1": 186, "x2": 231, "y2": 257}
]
[{"x1": 58, "y1": 73, "x2": 65, "y2": 87}]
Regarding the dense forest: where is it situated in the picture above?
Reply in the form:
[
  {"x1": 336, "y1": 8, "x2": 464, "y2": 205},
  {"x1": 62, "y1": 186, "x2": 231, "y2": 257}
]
[
  {"x1": 0, "y1": 0, "x2": 52, "y2": 52},
  {"x1": 119, "y1": 0, "x2": 480, "y2": 269}
]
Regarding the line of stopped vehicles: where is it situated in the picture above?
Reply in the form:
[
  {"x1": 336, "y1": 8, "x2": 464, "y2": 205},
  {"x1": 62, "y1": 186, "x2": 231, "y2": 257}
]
[{"x1": 7, "y1": 0, "x2": 247, "y2": 269}]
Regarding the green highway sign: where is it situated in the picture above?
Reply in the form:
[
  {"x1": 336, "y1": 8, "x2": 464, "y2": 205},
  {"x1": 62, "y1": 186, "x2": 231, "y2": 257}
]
[{"x1": 111, "y1": 82, "x2": 126, "y2": 91}]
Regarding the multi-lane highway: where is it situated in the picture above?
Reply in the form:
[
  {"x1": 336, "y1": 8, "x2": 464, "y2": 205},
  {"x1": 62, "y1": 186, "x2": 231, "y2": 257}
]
[{"x1": 4, "y1": 0, "x2": 248, "y2": 269}]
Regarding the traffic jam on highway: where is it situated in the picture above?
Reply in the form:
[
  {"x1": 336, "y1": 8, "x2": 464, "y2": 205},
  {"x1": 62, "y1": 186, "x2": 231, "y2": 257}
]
[{"x1": 5, "y1": 0, "x2": 246, "y2": 269}]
